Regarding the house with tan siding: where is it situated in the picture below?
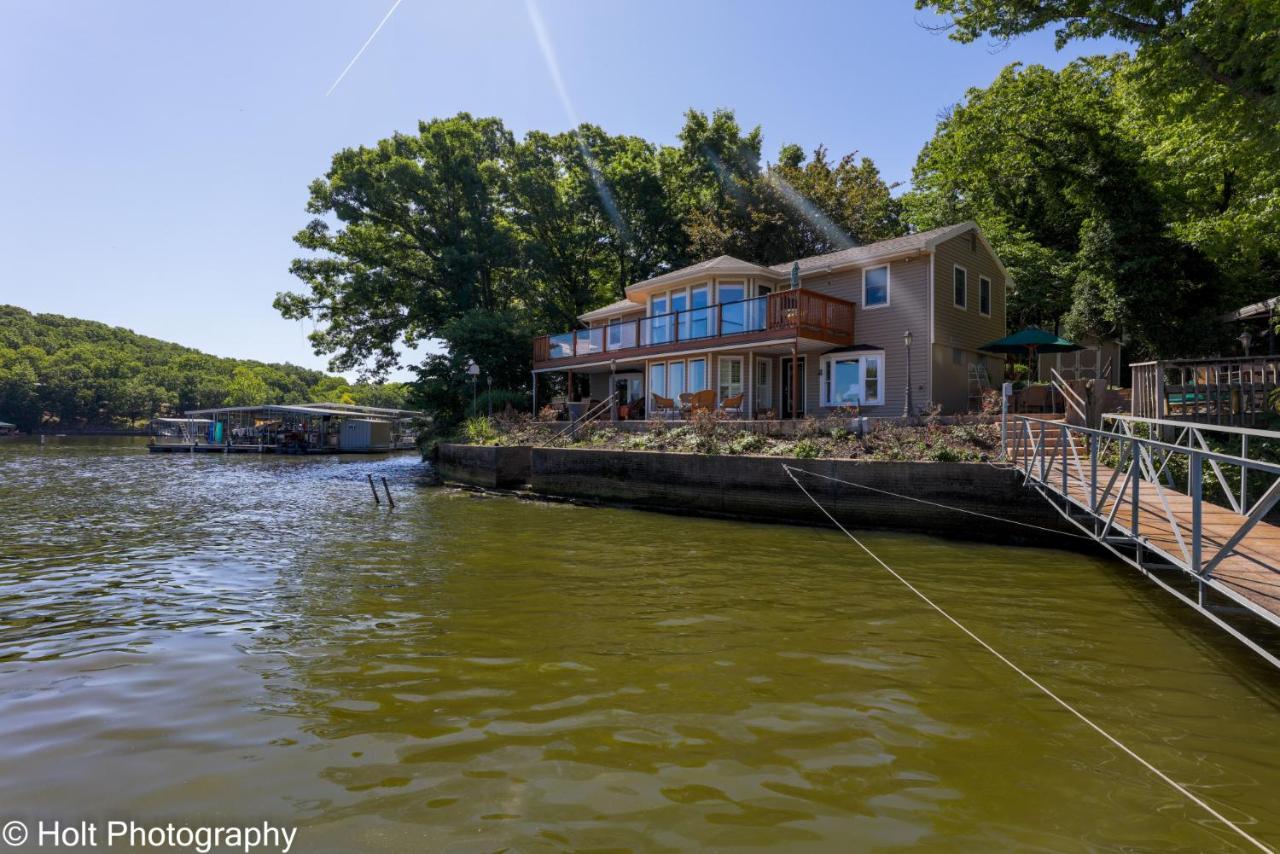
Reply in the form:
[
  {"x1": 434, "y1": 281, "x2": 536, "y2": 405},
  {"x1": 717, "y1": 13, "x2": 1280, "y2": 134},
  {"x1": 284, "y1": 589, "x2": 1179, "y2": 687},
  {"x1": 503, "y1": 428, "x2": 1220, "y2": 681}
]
[{"x1": 532, "y1": 221, "x2": 1008, "y2": 418}]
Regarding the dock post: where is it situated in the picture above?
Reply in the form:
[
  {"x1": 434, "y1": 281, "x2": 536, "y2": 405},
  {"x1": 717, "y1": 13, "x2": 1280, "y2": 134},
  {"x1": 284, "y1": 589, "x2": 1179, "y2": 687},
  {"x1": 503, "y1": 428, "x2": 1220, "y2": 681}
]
[
  {"x1": 381, "y1": 476, "x2": 395, "y2": 509},
  {"x1": 999, "y1": 383, "x2": 1008, "y2": 460},
  {"x1": 1060, "y1": 423, "x2": 1067, "y2": 496},
  {"x1": 367, "y1": 473, "x2": 380, "y2": 505},
  {"x1": 1190, "y1": 451, "x2": 1203, "y2": 574},
  {"x1": 1131, "y1": 437, "x2": 1140, "y2": 539},
  {"x1": 1089, "y1": 434, "x2": 1098, "y2": 514}
]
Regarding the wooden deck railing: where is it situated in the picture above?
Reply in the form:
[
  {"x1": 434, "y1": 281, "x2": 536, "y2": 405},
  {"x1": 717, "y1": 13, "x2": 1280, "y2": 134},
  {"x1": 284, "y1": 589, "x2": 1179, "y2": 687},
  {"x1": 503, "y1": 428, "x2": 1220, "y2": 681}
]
[
  {"x1": 533, "y1": 290, "x2": 855, "y2": 364},
  {"x1": 1132, "y1": 357, "x2": 1280, "y2": 426}
]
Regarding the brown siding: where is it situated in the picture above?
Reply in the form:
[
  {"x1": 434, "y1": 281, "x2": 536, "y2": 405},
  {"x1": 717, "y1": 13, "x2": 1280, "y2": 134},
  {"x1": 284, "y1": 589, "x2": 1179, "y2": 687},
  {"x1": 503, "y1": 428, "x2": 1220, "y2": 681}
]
[
  {"x1": 932, "y1": 232, "x2": 1007, "y2": 413},
  {"x1": 801, "y1": 254, "x2": 930, "y2": 416}
]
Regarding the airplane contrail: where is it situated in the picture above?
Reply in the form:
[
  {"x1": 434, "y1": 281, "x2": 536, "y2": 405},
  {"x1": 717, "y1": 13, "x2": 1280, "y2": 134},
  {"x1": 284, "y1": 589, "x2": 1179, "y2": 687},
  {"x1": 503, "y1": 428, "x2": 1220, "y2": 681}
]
[
  {"x1": 325, "y1": 0, "x2": 406, "y2": 97},
  {"x1": 524, "y1": 0, "x2": 629, "y2": 239}
]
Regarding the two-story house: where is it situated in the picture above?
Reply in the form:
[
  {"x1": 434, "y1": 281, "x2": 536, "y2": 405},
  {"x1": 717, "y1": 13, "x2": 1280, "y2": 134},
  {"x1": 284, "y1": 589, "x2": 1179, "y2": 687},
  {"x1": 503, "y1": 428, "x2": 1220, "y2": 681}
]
[{"x1": 531, "y1": 221, "x2": 1008, "y2": 418}]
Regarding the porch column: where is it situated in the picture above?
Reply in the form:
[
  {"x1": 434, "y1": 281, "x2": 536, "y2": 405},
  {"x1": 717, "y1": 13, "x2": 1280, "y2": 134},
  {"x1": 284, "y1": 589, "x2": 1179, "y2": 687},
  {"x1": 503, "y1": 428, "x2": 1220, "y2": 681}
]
[
  {"x1": 531, "y1": 371, "x2": 537, "y2": 416},
  {"x1": 568, "y1": 369, "x2": 575, "y2": 403},
  {"x1": 791, "y1": 341, "x2": 799, "y2": 419},
  {"x1": 610, "y1": 360, "x2": 617, "y2": 422},
  {"x1": 746, "y1": 350, "x2": 754, "y2": 420}
]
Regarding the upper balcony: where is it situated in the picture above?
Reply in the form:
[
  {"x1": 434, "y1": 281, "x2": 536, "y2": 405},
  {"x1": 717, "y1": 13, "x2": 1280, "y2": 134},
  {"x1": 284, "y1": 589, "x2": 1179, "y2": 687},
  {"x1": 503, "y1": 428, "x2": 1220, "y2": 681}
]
[{"x1": 533, "y1": 290, "x2": 855, "y2": 368}]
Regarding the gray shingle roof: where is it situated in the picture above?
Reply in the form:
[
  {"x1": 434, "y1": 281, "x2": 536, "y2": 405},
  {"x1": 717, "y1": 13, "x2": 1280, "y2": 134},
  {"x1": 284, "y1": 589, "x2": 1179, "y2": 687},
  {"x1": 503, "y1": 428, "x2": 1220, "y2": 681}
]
[
  {"x1": 770, "y1": 222, "x2": 976, "y2": 274},
  {"x1": 578, "y1": 298, "x2": 644, "y2": 322},
  {"x1": 624, "y1": 255, "x2": 783, "y2": 294}
]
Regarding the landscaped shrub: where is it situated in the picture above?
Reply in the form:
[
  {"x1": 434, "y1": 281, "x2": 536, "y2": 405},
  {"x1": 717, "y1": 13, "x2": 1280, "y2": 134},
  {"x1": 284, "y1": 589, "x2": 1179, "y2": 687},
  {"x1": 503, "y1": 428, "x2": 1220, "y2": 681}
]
[
  {"x1": 793, "y1": 439, "x2": 822, "y2": 459},
  {"x1": 463, "y1": 416, "x2": 499, "y2": 445}
]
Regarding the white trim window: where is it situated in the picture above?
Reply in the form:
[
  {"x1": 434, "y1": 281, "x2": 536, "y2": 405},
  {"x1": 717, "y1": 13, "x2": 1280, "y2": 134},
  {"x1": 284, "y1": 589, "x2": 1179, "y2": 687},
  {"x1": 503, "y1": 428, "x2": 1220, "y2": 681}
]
[
  {"x1": 953, "y1": 265, "x2": 967, "y2": 310},
  {"x1": 649, "y1": 363, "x2": 666, "y2": 399},
  {"x1": 718, "y1": 356, "x2": 744, "y2": 402},
  {"x1": 979, "y1": 275, "x2": 991, "y2": 317},
  {"x1": 819, "y1": 352, "x2": 884, "y2": 407},
  {"x1": 863, "y1": 264, "x2": 890, "y2": 308},
  {"x1": 755, "y1": 358, "x2": 771, "y2": 412},
  {"x1": 688, "y1": 357, "x2": 708, "y2": 392}
]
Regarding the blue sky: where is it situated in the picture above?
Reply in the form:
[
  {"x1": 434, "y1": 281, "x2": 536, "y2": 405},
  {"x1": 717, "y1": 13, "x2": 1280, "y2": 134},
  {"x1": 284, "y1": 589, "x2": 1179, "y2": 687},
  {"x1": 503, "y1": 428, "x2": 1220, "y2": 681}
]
[{"x1": 0, "y1": 1, "x2": 1122, "y2": 379}]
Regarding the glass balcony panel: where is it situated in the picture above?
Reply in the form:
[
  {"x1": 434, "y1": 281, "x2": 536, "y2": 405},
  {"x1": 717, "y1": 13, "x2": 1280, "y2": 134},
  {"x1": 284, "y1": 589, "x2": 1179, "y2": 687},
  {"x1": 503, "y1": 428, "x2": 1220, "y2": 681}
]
[{"x1": 549, "y1": 333, "x2": 574, "y2": 359}]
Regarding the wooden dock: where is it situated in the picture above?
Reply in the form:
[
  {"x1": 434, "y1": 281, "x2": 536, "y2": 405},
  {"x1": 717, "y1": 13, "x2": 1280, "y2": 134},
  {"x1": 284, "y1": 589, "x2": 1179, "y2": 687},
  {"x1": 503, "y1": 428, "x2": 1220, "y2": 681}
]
[{"x1": 1008, "y1": 415, "x2": 1280, "y2": 665}]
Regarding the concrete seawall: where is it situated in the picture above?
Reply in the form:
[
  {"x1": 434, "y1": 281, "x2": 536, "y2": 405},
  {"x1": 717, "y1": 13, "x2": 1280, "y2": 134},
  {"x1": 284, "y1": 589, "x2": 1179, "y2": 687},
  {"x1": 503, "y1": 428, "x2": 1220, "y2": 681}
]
[
  {"x1": 437, "y1": 443, "x2": 1081, "y2": 548},
  {"x1": 435, "y1": 444, "x2": 532, "y2": 489}
]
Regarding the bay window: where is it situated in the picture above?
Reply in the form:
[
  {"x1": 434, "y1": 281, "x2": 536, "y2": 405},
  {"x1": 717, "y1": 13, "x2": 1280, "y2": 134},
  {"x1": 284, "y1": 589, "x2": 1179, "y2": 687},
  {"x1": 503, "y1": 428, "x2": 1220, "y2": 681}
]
[{"x1": 819, "y1": 352, "x2": 884, "y2": 407}]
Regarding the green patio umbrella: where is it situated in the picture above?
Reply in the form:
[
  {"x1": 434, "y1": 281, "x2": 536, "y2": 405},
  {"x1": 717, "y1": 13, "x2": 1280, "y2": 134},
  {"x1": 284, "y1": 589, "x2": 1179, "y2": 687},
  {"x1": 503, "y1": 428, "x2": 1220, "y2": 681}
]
[{"x1": 979, "y1": 327, "x2": 1082, "y2": 382}]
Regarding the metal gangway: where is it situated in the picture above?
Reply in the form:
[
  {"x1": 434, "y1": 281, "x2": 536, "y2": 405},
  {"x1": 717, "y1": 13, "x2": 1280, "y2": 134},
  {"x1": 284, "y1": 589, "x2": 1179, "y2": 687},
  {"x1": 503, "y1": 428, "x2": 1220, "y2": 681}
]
[{"x1": 1006, "y1": 412, "x2": 1280, "y2": 666}]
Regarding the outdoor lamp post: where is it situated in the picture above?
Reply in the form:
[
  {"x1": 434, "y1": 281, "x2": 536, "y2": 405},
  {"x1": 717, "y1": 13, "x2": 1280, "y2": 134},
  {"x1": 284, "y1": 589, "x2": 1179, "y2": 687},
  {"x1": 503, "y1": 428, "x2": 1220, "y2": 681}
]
[
  {"x1": 466, "y1": 360, "x2": 480, "y2": 414},
  {"x1": 903, "y1": 329, "x2": 913, "y2": 419}
]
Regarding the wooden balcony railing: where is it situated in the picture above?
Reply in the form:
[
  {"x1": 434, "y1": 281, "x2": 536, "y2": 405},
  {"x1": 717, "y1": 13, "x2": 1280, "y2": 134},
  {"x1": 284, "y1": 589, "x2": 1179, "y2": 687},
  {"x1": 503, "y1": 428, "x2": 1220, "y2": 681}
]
[
  {"x1": 533, "y1": 290, "x2": 855, "y2": 364},
  {"x1": 1132, "y1": 356, "x2": 1280, "y2": 426}
]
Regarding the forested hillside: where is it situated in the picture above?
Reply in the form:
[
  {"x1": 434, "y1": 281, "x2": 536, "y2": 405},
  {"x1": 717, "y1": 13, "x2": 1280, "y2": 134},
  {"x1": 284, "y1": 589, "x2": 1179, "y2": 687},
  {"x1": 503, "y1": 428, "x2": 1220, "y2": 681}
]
[{"x1": 0, "y1": 305, "x2": 409, "y2": 430}]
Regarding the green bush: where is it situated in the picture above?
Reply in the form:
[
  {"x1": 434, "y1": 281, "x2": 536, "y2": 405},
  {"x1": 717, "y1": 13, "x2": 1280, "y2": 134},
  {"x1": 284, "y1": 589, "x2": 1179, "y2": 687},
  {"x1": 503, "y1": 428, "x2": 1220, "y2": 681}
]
[
  {"x1": 793, "y1": 439, "x2": 822, "y2": 459},
  {"x1": 463, "y1": 416, "x2": 499, "y2": 445},
  {"x1": 727, "y1": 432, "x2": 768, "y2": 455},
  {"x1": 926, "y1": 445, "x2": 963, "y2": 462},
  {"x1": 471, "y1": 388, "x2": 530, "y2": 417}
]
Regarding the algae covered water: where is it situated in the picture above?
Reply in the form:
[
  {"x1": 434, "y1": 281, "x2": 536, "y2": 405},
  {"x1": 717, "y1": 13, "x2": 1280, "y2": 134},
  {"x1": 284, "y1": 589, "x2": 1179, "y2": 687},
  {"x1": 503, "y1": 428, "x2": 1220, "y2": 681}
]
[{"x1": 2, "y1": 437, "x2": 1279, "y2": 851}]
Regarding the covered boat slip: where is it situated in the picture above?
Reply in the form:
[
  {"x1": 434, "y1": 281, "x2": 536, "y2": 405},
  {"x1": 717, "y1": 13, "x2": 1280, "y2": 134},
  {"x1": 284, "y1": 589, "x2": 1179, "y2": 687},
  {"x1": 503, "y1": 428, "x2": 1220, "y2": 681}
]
[{"x1": 148, "y1": 402, "x2": 424, "y2": 454}]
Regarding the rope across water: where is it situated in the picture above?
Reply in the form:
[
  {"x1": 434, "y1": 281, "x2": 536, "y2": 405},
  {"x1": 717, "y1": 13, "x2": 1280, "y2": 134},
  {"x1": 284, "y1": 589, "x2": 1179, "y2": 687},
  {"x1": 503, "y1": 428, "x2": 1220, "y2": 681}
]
[{"x1": 782, "y1": 463, "x2": 1272, "y2": 853}]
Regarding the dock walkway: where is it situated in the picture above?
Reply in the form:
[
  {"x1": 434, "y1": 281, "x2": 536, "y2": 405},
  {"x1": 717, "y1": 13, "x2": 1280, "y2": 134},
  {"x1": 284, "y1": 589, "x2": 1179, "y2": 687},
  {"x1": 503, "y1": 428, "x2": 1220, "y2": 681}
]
[{"x1": 1008, "y1": 414, "x2": 1280, "y2": 665}]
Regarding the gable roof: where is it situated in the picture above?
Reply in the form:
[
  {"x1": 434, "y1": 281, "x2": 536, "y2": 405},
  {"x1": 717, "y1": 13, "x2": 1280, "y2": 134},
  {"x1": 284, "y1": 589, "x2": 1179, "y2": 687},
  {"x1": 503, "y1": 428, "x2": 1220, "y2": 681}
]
[
  {"x1": 623, "y1": 255, "x2": 783, "y2": 295},
  {"x1": 771, "y1": 222, "x2": 1003, "y2": 276},
  {"x1": 578, "y1": 221, "x2": 1007, "y2": 322},
  {"x1": 578, "y1": 298, "x2": 644, "y2": 323}
]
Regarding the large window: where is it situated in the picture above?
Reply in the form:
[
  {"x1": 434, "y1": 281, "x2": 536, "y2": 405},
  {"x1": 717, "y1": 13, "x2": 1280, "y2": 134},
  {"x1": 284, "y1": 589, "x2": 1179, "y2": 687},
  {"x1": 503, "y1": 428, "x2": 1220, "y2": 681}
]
[
  {"x1": 688, "y1": 358, "x2": 707, "y2": 392},
  {"x1": 649, "y1": 294, "x2": 670, "y2": 344},
  {"x1": 979, "y1": 276, "x2": 991, "y2": 316},
  {"x1": 953, "y1": 266, "x2": 967, "y2": 309},
  {"x1": 669, "y1": 360, "x2": 686, "y2": 400},
  {"x1": 863, "y1": 265, "x2": 889, "y2": 308},
  {"x1": 688, "y1": 285, "x2": 710, "y2": 339},
  {"x1": 718, "y1": 356, "x2": 743, "y2": 402},
  {"x1": 820, "y1": 353, "x2": 884, "y2": 407},
  {"x1": 719, "y1": 282, "x2": 746, "y2": 334},
  {"x1": 649, "y1": 363, "x2": 666, "y2": 399}
]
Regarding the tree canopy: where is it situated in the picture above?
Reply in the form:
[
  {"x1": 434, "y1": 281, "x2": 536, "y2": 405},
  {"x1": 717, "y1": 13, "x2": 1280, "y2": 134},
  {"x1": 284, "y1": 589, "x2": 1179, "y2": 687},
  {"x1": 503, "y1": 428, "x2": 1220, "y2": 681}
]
[
  {"x1": 278, "y1": 109, "x2": 904, "y2": 426},
  {"x1": 0, "y1": 305, "x2": 408, "y2": 431},
  {"x1": 908, "y1": 0, "x2": 1278, "y2": 356}
]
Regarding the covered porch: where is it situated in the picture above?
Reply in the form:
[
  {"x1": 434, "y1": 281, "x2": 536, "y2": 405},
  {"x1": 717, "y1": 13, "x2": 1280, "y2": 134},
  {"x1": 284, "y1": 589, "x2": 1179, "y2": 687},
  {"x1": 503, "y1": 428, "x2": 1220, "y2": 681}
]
[{"x1": 533, "y1": 336, "x2": 874, "y2": 423}]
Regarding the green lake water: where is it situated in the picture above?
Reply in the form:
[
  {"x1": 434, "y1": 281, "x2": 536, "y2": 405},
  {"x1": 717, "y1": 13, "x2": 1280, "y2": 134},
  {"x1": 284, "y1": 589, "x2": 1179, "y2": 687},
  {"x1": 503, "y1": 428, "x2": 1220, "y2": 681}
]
[{"x1": 2, "y1": 436, "x2": 1279, "y2": 851}]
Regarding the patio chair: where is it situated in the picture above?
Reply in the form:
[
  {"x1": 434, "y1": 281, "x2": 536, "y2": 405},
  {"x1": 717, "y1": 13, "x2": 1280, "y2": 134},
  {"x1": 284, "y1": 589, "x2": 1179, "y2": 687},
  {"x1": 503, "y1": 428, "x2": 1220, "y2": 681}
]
[
  {"x1": 690, "y1": 389, "x2": 716, "y2": 413},
  {"x1": 719, "y1": 393, "x2": 745, "y2": 418},
  {"x1": 651, "y1": 393, "x2": 678, "y2": 420},
  {"x1": 678, "y1": 392, "x2": 694, "y2": 418}
]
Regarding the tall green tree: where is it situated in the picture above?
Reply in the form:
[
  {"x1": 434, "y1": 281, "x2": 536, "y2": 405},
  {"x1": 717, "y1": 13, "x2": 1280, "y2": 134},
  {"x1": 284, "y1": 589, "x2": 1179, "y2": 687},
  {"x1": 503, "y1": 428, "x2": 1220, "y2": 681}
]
[
  {"x1": 916, "y1": 0, "x2": 1280, "y2": 319},
  {"x1": 917, "y1": 0, "x2": 1279, "y2": 116},
  {"x1": 904, "y1": 59, "x2": 1220, "y2": 356},
  {"x1": 276, "y1": 113, "x2": 520, "y2": 376}
]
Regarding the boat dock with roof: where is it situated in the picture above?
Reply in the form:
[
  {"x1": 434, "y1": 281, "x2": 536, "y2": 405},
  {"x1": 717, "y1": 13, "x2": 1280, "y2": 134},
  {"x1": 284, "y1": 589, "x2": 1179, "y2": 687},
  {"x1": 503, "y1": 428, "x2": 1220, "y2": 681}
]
[{"x1": 148, "y1": 402, "x2": 425, "y2": 454}]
